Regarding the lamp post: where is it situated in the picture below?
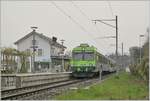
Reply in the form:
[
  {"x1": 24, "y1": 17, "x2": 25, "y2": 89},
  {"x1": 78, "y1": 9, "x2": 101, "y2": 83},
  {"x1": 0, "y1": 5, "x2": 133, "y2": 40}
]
[
  {"x1": 30, "y1": 26, "x2": 38, "y2": 73},
  {"x1": 139, "y1": 35, "x2": 144, "y2": 63},
  {"x1": 60, "y1": 39, "x2": 65, "y2": 72}
]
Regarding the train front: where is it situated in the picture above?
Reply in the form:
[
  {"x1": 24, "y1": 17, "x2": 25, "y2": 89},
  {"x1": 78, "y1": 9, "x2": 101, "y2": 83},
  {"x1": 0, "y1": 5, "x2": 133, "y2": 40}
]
[{"x1": 71, "y1": 44, "x2": 96, "y2": 77}]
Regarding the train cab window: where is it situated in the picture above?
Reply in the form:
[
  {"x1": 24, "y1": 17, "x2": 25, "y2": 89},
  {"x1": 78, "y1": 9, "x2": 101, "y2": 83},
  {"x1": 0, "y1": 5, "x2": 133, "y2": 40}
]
[
  {"x1": 72, "y1": 53, "x2": 83, "y2": 60},
  {"x1": 84, "y1": 52, "x2": 94, "y2": 60}
]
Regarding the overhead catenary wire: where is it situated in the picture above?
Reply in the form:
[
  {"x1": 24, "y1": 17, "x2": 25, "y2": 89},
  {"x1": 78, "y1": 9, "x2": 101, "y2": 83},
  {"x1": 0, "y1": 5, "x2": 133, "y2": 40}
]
[
  {"x1": 70, "y1": 1, "x2": 112, "y2": 49},
  {"x1": 70, "y1": 1, "x2": 109, "y2": 47},
  {"x1": 51, "y1": 1, "x2": 106, "y2": 53},
  {"x1": 50, "y1": 2, "x2": 94, "y2": 41},
  {"x1": 51, "y1": 1, "x2": 87, "y2": 33},
  {"x1": 70, "y1": 1, "x2": 102, "y2": 36},
  {"x1": 70, "y1": 1, "x2": 90, "y2": 20},
  {"x1": 70, "y1": 1, "x2": 115, "y2": 50},
  {"x1": 51, "y1": 1, "x2": 114, "y2": 54}
]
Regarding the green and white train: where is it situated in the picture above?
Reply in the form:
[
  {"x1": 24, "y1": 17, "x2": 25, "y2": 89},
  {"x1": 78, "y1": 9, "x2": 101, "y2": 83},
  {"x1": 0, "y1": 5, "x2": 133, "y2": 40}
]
[{"x1": 71, "y1": 44, "x2": 116, "y2": 77}]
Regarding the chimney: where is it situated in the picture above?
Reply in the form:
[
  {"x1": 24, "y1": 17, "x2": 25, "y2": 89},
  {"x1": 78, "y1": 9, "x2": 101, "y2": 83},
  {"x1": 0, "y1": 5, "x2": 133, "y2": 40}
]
[{"x1": 52, "y1": 36, "x2": 57, "y2": 42}]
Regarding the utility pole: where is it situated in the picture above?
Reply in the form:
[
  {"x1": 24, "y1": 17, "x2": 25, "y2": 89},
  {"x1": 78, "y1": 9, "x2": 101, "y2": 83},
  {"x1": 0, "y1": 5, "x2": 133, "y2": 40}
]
[
  {"x1": 92, "y1": 16, "x2": 118, "y2": 59},
  {"x1": 122, "y1": 42, "x2": 123, "y2": 56},
  {"x1": 30, "y1": 26, "x2": 38, "y2": 73},
  {"x1": 121, "y1": 42, "x2": 123, "y2": 69},
  {"x1": 60, "y1": 39, "x2": 65, "y2": 72},
  {"x1": 0, "y1": 0, "x2": 1, "y2": 71},
  {"x1": 139, "y1": 35, "x2": 144, "y2": 64},
  {"x1": 92, "y1": 15, "x2": 119, "y2": 72},
  {"x1": 116, "y1": 16, "x2": 118, "y2": 59},
  {"x1": 0, "y1": 18, "x2": 1, "y2": 71}
]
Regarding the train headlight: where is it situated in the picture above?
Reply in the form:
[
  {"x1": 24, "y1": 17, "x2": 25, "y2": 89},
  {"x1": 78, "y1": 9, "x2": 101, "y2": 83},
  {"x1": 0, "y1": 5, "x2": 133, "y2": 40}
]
[
  {"x1": 85, "y1": 68, "x2": 88, "y2": 71},
  {"x1": 77, "y1": 68, "x2": 80, "y2": 71},
  {"x1": 89, "y1": 64, "x2": 94, "y2": 66}
]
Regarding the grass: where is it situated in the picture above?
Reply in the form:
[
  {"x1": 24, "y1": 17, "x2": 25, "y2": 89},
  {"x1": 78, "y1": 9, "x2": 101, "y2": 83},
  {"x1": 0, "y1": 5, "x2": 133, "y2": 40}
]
[{"x1": 54, "y1": 72, "x2": 149, "y2": 100}]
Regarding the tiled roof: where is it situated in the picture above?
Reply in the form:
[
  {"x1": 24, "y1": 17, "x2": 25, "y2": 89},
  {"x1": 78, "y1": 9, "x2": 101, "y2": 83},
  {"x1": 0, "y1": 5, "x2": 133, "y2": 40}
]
[{"x1": 14, "y1": 31, "x2": 66, "y2": 48}]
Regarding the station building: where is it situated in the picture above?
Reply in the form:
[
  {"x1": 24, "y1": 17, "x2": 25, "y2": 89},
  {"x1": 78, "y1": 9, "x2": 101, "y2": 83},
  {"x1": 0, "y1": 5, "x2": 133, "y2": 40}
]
[{"x1": 14, "y1": 28, "x2": 70, "y2": 73}]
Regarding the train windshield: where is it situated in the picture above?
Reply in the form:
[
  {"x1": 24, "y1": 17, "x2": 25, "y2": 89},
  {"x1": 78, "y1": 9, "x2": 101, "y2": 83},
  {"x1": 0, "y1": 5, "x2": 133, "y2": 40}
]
[
  {"x1": 72, "y1": 52, "x2": 94, "y2": 60},
  {"x1": 84, "y1": 52, "x2": 94, "y2": 60},
  {"x1": 72, "y1": 53, "x2": 83, "y2": 60}
]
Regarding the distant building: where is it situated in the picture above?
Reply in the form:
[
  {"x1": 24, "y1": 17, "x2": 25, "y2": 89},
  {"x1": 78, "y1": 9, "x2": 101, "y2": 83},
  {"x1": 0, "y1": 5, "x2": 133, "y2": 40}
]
[
  {"x1": 14, "y1": 29, "x2": 70, "y2": 73},
  {"x1": 108, "y1": 54, "x2": 130, "y2": 69},
  {"x1": 129, "y1": 47, "x2": 140, "y2": 64}
]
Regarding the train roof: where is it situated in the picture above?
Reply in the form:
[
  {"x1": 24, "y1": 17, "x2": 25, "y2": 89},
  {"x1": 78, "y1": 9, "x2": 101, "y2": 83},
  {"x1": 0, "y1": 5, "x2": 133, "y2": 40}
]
[
  {"x1": 72, "y1": 43, "x2": 97, "y2": 52},
  {"x1": 72, "y1": 44, "x2": 116, "y2": 63}
]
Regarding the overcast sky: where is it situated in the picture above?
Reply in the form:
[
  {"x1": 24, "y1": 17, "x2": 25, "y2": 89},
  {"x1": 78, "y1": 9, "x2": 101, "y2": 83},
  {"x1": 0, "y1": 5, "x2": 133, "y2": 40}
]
[{"x1": 1, "y1": 1, "x2": 149, "y2": 55}]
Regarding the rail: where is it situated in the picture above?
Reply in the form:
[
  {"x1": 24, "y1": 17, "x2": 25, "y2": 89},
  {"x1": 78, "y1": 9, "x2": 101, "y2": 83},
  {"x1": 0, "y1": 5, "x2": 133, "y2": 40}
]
[{"x1": 1, "y1": 79, "x2": 81, "y2": 100}]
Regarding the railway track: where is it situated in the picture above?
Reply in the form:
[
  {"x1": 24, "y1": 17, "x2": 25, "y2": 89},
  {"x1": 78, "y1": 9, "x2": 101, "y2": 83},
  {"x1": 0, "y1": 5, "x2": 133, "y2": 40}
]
[
  {"x1": 1, "y1": 72, "x2": 115, "y2": 100},
  {"x1": 1, "y1": 78, "x2": 82, "y2": 100}
]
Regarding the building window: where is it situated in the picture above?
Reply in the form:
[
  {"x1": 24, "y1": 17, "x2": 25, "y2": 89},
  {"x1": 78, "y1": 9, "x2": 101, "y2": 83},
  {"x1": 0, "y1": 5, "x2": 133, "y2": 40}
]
[{"x1": 38, "y1": 49, "x2": 43, "y2": 56}]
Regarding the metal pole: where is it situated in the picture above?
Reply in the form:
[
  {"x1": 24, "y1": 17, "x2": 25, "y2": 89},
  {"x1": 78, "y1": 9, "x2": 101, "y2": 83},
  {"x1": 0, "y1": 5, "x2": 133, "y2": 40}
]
[
  {"x1": 99, "y1": 65, "x2": 102, "y2": 81},
  {"x1": 49, "y1": 43, "x2": 52, "y2": 72},
  {"x1": 122, "y1": 43, "x2": 123, "y2": 56},
  {"x1": 32, "y1": 32, "x2": 35, "y2": 73},
  {"x1": 0, "y1": 22, "x2": 1, "y2": 71},
  {"x1": 0, "y1": 0, "x2": 1, "y2": 71},
  {"x1": 60, "y1": 39, "x2": 65, "y2": 72},
  {"x1": 139, "y1": 36, "x2": 141, "y2": 63},
  {"x1": 31, "y1": 26, "x2": 38, "y2": 73},
  {"x1": 122, "y1": 42, "x2": 123, "y2": 69},
  {"x1": 116, "y1": 16, "x2": 118, "y2": 58},
  {"x1": 116, "y1": 15, "x2": 119, "y2": 73}
]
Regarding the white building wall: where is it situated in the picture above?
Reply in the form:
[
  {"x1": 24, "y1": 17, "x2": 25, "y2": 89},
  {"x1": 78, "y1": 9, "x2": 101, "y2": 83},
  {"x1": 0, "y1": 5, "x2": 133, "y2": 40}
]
[
  {"x1": 17, "y1": 35, "x2": 51, "y2": 62},
  {"x1": 16, "y1": 34, "x2": 64, "y2": 73},
  {"x1": 51, "y1": 46, "x2": 62, "y2": 56}
]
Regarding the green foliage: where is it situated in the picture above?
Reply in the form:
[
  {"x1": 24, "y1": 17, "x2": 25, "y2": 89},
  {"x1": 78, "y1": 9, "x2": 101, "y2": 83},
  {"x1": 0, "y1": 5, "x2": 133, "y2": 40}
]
[
  {"x1": 1, "y1": 47, "x2": 31, "y2": 74},
  {"x1": 137, "y1": 57, "x2": 149, "y2": 82},
  {"x1": 114, "y1": 75, "x2": 120, "y2": 79},
  {"x1": 129, "y1": 39, "x2": 149, "y2": 82},
  {"x1": 1, "y1": 47, "x2": 18, "y2": 73},
  {"x1": 19, "y1": 51, "x2": 30, "y2": 73},
  {"x1": 55, "y1": 72, "x2": 148, "y2": 100}
]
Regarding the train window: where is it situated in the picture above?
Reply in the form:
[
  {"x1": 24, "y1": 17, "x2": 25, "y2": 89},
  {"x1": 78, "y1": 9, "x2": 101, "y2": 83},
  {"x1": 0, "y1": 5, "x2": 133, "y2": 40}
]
[
  {"x1": 72, "y1": 53, "x2": 83, "y2": 60},
  {"x1": 84, "y1": 52, "x2": 94, "y2": 60},
  {"x1": 72, "y1": 52, "x2": 94, "y2": 60}
]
